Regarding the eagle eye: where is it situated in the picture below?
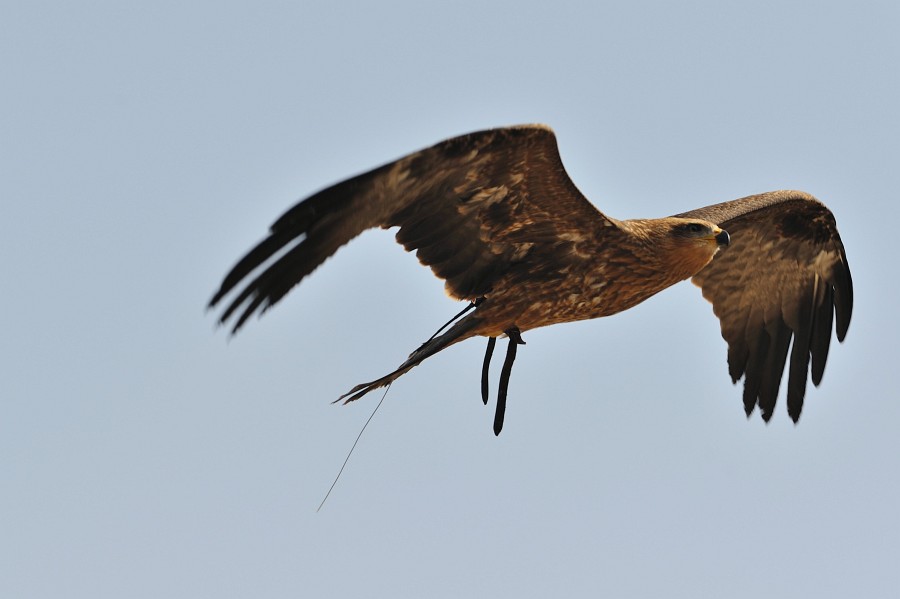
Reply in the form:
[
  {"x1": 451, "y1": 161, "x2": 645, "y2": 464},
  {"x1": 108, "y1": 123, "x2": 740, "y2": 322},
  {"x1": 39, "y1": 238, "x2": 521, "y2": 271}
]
[{"x1": 677, "y1": 222, "x2": 708, "y2": 236}]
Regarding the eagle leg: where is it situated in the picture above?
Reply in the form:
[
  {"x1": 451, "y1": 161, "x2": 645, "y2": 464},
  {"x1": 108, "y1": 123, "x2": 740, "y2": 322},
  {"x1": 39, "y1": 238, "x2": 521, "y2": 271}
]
[
  {"x1": 494, "y1": 327, "x2": 525, "y2": 436},
  {"x1": 481, "y1": 337, "x2": 497, "y2": 405}
]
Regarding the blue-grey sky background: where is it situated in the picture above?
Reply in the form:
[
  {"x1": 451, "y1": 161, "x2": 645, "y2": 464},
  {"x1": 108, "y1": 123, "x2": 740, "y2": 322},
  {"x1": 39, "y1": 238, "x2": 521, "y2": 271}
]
[{"x1": 3, "y1": 1, "x2": 898, "y2": 597}]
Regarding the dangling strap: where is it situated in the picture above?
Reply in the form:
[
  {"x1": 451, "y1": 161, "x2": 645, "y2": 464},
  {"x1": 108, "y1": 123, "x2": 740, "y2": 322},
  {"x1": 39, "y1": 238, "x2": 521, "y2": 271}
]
[
  {"x1": 481, "y1": 337, "x2": 497, "y2": 405},
  {"x1": 494, "y1": 328, "x2": 525, "y2": 436}
]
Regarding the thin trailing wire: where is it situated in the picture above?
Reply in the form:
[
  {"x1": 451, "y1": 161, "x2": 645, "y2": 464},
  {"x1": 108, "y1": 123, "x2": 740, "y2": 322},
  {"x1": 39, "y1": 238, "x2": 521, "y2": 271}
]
[
  {"x1": 317, "y1": 300, "x2": 483, "y2": 511},
  {"x1": 317, "y1": 383, "x2": 392, "y2": 512}
]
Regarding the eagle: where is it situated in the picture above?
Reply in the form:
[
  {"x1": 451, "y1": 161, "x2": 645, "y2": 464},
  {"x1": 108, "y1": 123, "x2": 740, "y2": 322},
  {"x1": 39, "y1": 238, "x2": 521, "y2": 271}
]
[{"x1": 210, "y1": 124, "x2": 853, "y2": 435}]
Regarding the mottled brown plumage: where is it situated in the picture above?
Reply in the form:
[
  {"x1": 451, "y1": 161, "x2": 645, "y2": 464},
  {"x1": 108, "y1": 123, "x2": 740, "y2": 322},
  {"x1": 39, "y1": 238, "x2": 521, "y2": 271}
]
[{"x1": 209, "y1": 125, "x2": 852, "y2": 433}]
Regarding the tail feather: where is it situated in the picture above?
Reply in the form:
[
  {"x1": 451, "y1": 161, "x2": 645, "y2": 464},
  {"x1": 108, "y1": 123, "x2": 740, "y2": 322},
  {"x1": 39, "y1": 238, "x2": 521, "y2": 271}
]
[{"x1": 335, "y1": 313, "x2": 481, "y2": 403}]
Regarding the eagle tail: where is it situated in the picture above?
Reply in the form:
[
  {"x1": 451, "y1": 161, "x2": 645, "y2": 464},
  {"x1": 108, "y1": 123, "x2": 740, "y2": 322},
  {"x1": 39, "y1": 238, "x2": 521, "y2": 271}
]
[{"x1": 335, "y1": 312, "x2": 482, "y2": 404}]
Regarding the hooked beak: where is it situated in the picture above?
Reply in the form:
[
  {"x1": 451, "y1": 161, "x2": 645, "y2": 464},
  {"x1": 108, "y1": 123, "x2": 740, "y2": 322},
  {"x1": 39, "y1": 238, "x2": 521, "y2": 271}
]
[{"x1": 715, "y1": 229, "x2": 730, "y2": 247}]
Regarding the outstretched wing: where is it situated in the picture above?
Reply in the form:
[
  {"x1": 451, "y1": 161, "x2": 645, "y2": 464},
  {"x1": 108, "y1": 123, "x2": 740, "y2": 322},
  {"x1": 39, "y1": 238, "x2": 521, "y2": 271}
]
[
  {"x1": 209, "y1": 125, "x2": 612, "y2": 332},
  {"x1": 674, "y1": 190, "x2": 853, "y2": 422}
]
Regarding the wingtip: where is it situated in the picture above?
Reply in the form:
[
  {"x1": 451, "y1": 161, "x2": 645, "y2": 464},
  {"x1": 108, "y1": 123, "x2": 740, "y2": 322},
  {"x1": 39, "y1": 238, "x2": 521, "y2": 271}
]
[
  {"x1": 834, "y1": 259, "x2": 853, "y2": 342},
  {"x1": 207, "y1": 288, "x2": 225, "y2": 310},
  {"x1": 207, "y1": 294, "x2": 245, "y2": 337}
]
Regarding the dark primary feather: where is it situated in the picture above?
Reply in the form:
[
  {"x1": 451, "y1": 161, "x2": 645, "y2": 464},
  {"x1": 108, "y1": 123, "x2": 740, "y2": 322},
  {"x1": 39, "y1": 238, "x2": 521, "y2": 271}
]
[
  {"x1": 675, "y1": 190, "x2": 853, "y2": 422},
  {"x1": 209, "y1": 125, "x2": 611, "y2": 332}
]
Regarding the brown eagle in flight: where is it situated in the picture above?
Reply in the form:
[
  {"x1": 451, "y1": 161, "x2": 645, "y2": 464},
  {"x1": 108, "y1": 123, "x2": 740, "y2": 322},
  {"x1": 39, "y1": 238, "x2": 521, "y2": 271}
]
[{"x1": 210, "y1": 125, "x2": 853, "y2": 435}]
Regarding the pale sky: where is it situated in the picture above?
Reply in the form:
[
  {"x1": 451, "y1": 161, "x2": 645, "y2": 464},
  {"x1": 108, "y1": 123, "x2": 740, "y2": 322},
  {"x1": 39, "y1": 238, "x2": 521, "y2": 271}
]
[{"x1": 3, "y1": 1, "x2": 898, "y2": 597}]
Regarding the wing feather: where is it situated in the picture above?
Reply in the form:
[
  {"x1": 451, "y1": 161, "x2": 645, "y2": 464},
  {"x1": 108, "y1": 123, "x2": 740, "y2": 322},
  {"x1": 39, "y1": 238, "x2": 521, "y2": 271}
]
[
  {"x1": 675, "y1": 190, "x2": 853, "y2": 422},
  {"x1": 209, "y1": 125, "x2": 612, "y2": 331}
]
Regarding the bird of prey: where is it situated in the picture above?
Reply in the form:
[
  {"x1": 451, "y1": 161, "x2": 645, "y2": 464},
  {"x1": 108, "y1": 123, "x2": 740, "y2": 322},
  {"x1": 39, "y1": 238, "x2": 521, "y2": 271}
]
[{"x1": 210, "y1": 124, "x2": 853, "y2": 435}]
